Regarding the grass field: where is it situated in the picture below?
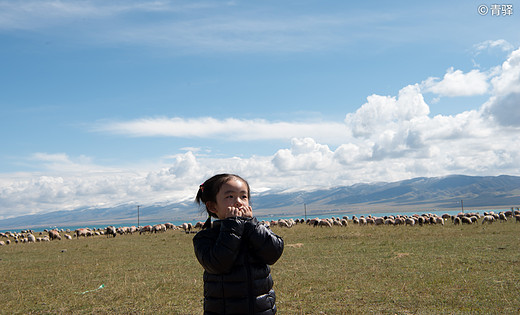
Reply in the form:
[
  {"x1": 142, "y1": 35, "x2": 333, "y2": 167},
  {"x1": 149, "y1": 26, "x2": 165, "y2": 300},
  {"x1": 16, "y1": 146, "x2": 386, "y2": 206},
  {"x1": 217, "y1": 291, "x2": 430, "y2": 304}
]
[{"x1": 1, "y1": 219, "x2": 519, "y2": 314}]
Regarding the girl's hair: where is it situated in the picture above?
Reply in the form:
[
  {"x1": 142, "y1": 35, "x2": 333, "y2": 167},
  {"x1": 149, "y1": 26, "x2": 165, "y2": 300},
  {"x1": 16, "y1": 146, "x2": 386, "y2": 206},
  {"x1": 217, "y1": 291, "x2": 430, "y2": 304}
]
[{"x1": 196, "y1": 174, "x2": 251, "y2": 227}]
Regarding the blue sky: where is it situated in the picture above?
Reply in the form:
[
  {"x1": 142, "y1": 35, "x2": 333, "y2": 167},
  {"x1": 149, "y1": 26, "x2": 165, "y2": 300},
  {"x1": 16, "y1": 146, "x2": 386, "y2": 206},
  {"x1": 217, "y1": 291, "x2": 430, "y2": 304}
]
[{"x1": 1, "y1": 0, "x2": 519, "y2": 220}]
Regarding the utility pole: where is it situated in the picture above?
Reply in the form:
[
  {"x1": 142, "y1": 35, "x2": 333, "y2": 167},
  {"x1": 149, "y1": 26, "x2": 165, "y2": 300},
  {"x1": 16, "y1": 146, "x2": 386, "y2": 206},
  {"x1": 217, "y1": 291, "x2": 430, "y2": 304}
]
[
  {"x1": 137, "y1": 205, "x2": 140, "y2": 227},
  {"x1": 460, "y1": 200, "x2": 464, "y2": 213},
  {"x1": 304, "y1": 203, "x2": 307, "y2": 221}
]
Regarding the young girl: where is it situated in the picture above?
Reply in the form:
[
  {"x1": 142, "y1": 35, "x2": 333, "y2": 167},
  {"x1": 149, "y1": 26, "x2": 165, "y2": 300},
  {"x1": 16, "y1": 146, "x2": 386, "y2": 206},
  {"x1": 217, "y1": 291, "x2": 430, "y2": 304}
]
[{"x1": 193, "y1": 174, "x2": 284, "y2": 314}]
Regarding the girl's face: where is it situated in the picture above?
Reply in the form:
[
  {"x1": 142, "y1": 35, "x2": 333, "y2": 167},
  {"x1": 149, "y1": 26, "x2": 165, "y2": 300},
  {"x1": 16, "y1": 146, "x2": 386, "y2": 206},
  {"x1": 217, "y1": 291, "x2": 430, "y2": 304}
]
[{"x1": 208, "y1": 178, "x2": 250, "y2": 220}]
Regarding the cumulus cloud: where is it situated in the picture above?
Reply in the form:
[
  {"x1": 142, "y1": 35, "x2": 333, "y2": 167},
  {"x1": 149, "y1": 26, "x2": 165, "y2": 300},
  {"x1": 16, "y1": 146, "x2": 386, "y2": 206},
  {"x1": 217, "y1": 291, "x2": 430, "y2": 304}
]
[
  {"x1": 482, "y1": 48, "x2": 520, "y2": 126},
  {"x1": 272, "y1": 138, "x2": 334, "y2": 172},
  {"x1": 489, "y1": 48, "x2": 520, "y2": 95},
  {"x1": 482, "y1": 93, "x2": 520, "y2": 127},
  {"x1": 345, "y1": 84, "x2": 429, "y2": 138},
  {"x1": 421, "y1": 67, "x2": 489, "y2": 97}
]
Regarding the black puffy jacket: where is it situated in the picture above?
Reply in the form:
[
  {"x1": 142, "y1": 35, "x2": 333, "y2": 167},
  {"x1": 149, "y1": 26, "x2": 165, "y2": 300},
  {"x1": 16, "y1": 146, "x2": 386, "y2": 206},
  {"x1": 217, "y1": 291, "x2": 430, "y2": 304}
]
[{"x1": 193, "y1": 217, "x2": 284, "y2": 314}]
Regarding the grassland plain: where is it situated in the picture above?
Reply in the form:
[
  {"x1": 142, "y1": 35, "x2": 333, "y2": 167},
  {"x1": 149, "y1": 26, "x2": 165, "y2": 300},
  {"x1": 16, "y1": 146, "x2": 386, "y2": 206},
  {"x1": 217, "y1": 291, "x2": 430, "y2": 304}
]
[{"x1": 1, "y1": 220, "x2": 519, "y2": 314}]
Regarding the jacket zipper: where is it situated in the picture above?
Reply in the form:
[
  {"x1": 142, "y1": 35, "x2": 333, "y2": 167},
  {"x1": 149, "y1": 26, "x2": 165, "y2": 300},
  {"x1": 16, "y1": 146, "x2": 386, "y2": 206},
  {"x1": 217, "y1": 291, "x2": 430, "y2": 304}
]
[{"x1": 244, "y1": 244, "x2": 254, "y2": 314}]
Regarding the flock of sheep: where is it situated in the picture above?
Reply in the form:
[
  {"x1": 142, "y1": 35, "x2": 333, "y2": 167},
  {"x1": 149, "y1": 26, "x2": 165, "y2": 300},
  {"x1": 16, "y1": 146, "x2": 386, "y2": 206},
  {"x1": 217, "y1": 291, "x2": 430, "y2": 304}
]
[
  {"x1": 1, "y1": 209, "x2": 519, "y2": 246},
  {"x1": 269, "y1": 209, "x2": 520, "y2": 228},
  {"x1": 0, "y1": 222, "x2": 192, "y2": 246}
]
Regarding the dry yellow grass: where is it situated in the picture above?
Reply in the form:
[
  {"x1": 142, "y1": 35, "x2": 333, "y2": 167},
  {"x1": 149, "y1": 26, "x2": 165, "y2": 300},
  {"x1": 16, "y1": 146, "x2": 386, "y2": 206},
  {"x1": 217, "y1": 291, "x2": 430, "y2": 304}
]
[{"x1": 1, "y1": 219, "x2": 519, "y2": 314}]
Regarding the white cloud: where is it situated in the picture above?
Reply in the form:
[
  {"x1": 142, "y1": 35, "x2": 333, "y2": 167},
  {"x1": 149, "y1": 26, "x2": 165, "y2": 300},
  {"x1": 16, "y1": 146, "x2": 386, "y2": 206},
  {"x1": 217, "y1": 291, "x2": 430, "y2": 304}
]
[
  {"x1": 345, "y1": 84, "x2": 429, "y2": 138},
  {"x1": 28, "y1": 153, "x2": 96, "y2": 172},
  {"x1": 167, "y1": 151, "x2": 201, "y2": 178},
  {"x1": 333, "y1": 142, "x2": 370, "y2": 165},
  {"x1": 423, "y1": 45, "x2": 519, "y2": 101},
  {"x1": 482, "y1": 93, "x2": 520, "y2": 127},
  {"x1": 474, "y1": 39, "x2": 514, "y2": 54},
  {"x1": 482, "y1": 48, "x2": 520, "y2": 126},
  {"x1": 489, "y1": 48, "x2": 520, "y2": 96},
  {"x1": 94, "y1": 117, "x2": 348, "y2": 144},
  {"x1": 272, "y1": 138, "x2": 334, "y2": 172},
  {"x1": 421, "y1": 67, "x2": 489, "y2": 97}
]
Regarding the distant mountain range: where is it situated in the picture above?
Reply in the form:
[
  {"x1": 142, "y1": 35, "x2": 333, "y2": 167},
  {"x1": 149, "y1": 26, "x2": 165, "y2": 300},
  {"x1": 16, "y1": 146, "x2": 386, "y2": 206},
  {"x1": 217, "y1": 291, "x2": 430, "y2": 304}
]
[{"x1": 1, "y1": 174, "x2": 519, "y2": 230}]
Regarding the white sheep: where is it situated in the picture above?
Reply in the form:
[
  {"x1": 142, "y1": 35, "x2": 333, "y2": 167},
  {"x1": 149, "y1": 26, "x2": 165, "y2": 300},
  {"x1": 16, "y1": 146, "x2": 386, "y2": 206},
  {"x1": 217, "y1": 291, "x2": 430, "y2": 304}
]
[
  {"x1": 139, "y1": 225, "x2": 153, "y2": 234},
  {"x1": 318, "y1": 219, "x2": 332, "y2": 227},
  {"x1": 106, "y1": 226, "x2": 117, "y2": 238},
  {"x1": 405, "y1": 218, "x2": 415, "y2": 226},
  {"x1": 434, "y1": 217, "x2": 444, "y2": 225},
  {"x1": 27, "y1": 234, "x2": 36, "y2": 243},
  {"x1": 384, "y1": 218, "x2": 395, "y2": 225},
  {"x1": 481, "y1": 215, "x2": 495, "y2": 224},
  {"x1": 49, "y1": 229, "x2": 62, "y2": 240},
  {"x1": 461, "y1": 217, "x2": 473, "y2": 225},
  {"x1": 278, "y1": 219, "x2": 292, "y2": 228}
]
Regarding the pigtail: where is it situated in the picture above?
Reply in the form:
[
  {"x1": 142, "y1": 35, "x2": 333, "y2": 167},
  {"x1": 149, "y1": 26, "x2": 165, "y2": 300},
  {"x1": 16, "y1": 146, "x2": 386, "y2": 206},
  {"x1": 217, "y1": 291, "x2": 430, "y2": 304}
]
[
  {"x1": 196, "y1": 183, "x2": 215, "y2": 228},
  {"x1": 195, "y1": 184, "x2": 205, "y2": 205},
  {"x1": 202, "y1": 215, "x2": 212, "y2": 229}
]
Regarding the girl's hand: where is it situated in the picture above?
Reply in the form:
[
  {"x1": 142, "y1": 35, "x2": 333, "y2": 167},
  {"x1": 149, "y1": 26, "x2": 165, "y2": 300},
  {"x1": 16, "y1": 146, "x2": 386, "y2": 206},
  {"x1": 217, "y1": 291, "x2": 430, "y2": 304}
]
[
  {"x1": 224, "y1": 206, "x2": 253, "y2": 218},
  {"x1": 239, "y1": 205, "x2": 253, "y2": 218},
  {"x1": 224, "y1": 207, "x2": 243, "y2": 218}
]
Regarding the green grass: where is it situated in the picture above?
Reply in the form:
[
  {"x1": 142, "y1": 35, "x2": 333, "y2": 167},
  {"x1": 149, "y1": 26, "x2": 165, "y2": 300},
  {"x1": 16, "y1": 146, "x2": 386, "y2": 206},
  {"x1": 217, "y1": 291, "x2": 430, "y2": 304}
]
[{"x1": 1, "y1": 220, "x2": 519, "y2": 314}]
